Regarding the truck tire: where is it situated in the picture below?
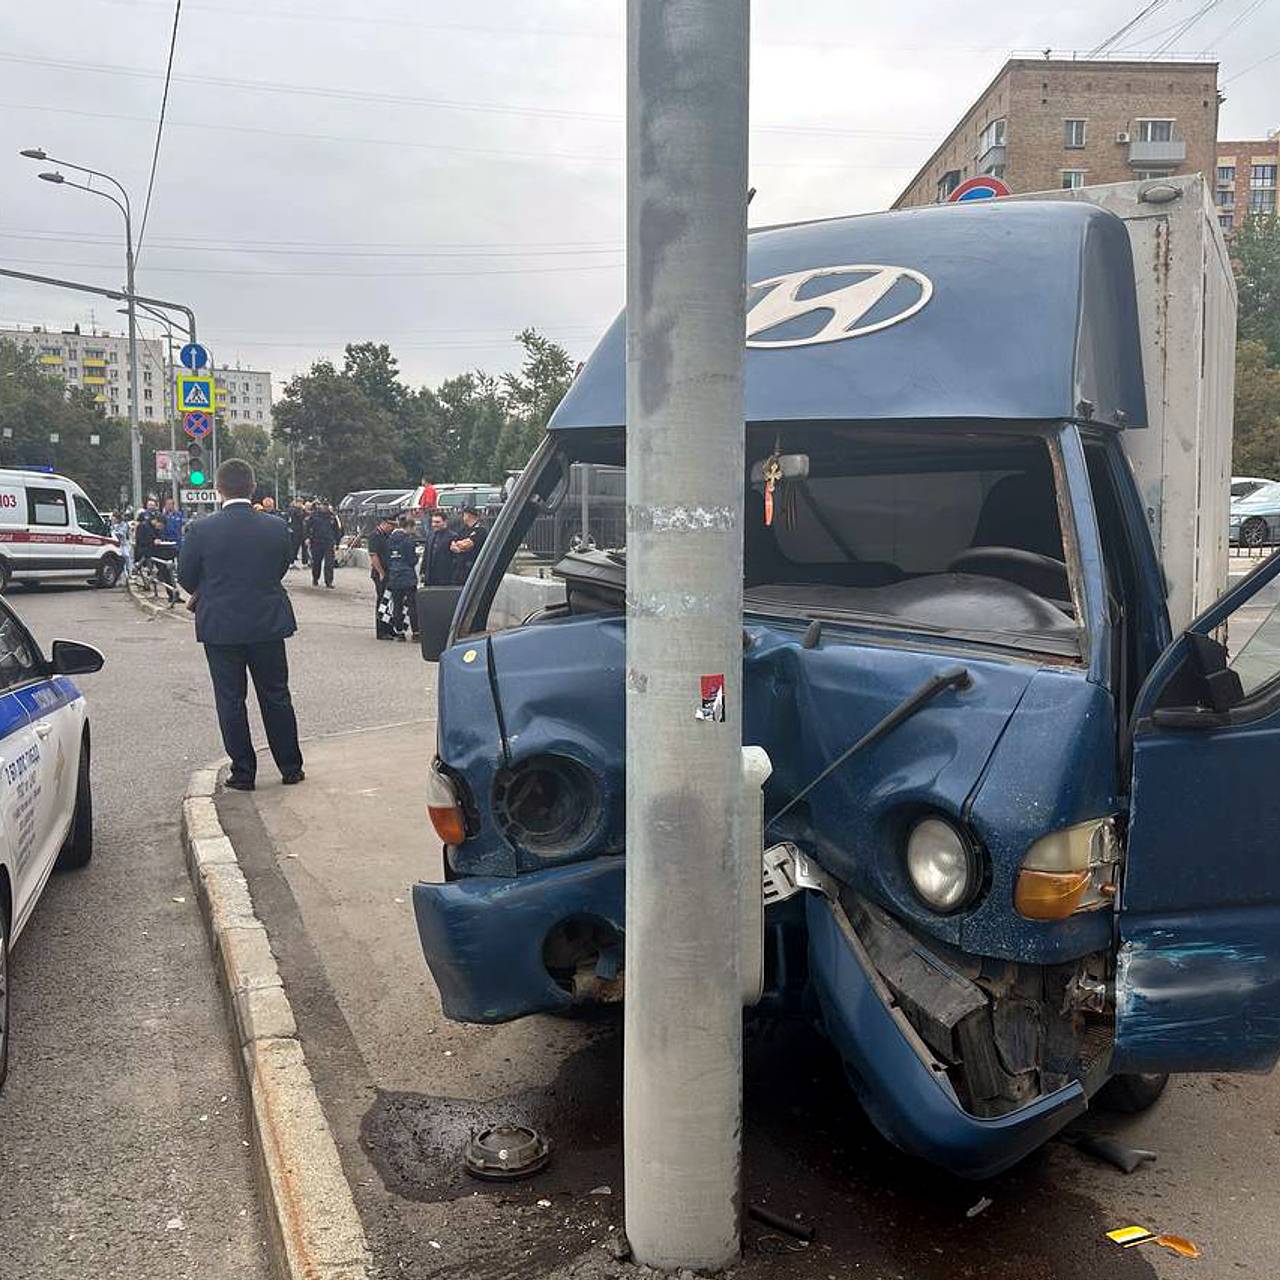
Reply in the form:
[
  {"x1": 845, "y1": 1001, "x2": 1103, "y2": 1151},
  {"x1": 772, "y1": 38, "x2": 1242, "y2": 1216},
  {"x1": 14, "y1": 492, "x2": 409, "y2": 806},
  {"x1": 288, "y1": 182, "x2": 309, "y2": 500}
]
[
  {"x1": 93, "y1": 554, "x2": 122, "y2": 588},
  {"x1": 1241, "y1": 517, "x2": 1270, "y2": 548},
  {"x1": 1096, "y1": 1071, "x2": 1169, "y2": 1114}
]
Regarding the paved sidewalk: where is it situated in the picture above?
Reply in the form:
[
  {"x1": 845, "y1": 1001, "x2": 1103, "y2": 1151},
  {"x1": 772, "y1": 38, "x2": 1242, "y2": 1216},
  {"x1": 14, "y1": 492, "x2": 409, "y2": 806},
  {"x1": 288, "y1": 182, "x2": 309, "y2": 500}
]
[{"x1": 210, "y1": 724, "x2": 1219, "y2": 1280}]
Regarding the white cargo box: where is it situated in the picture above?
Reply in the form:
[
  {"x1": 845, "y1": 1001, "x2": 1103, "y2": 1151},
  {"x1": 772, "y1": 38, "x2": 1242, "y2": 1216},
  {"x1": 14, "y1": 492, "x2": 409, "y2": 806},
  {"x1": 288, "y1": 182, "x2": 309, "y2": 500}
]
[{"x1": 1015, "y1": 175, "x2": 1236, "y2": 633}]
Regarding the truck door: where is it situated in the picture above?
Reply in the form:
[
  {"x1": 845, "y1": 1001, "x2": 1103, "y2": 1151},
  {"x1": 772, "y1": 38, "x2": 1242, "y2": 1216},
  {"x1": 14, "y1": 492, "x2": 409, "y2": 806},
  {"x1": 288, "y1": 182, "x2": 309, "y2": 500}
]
[{"x1": 1115, "y1": 551, "x2": 1280, "y2": 1073}]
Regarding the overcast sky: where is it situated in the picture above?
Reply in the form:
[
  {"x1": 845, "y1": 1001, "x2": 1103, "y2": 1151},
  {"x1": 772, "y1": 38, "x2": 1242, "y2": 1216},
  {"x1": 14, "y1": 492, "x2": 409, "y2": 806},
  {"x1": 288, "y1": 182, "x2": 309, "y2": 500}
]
[{"x1": 2, "y1": 0, "x2": 1277, "y2": 391}]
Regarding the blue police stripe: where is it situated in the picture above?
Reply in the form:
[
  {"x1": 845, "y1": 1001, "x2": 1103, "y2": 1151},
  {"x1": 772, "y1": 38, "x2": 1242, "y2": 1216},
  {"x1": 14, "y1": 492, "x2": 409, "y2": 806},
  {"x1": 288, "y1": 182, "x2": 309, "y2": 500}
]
[
  {"x1": 9, "y1": 677, "x2": 80, "y2": 724},
  {"x1": 0, "y1": 691, "x2": 30, "y2": 743}
]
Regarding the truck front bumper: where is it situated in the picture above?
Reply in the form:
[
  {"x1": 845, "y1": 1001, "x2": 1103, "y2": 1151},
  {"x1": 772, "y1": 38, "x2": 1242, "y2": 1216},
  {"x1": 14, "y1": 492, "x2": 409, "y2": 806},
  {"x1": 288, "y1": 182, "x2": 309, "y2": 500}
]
[
  {"x1": 412, "y1": 856, "x2": 625, "y2": 1024},
  {"x1": 412, "y1": 858, "x2": 1086, "y2": 1177}
]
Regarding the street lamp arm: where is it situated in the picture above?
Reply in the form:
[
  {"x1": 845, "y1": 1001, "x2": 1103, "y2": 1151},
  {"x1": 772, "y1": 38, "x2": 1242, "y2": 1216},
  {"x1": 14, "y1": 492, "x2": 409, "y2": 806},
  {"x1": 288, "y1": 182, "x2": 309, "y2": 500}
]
[
  {"x1": 50, "y1": 175, "x2": 130, "y2": 234},
  {"x1": 37, "y1": 155, "x2": 132, "y2": 220}
]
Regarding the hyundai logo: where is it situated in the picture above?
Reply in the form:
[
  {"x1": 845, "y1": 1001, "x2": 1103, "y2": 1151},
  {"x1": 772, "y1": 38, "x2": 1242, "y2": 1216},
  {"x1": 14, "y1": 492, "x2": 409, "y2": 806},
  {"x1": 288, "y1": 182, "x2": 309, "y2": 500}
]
[{"x1": 745, "y1": 264, "x2": 933, "y2": 348}]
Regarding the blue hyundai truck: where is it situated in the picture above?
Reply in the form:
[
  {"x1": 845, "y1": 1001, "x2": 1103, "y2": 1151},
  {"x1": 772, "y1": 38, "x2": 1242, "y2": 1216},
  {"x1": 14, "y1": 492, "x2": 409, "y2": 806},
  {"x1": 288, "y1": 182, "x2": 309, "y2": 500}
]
[{"x1": 412, "y1": 177, "x2": 1280, "y2": 1179}]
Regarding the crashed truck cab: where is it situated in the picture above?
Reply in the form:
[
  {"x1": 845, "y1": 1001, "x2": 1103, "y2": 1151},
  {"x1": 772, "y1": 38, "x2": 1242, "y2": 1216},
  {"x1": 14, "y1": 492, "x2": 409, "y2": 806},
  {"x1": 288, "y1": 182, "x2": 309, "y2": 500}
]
[{"x1": 414, "y1": 195, "x2": 1280, "y2": 1179}]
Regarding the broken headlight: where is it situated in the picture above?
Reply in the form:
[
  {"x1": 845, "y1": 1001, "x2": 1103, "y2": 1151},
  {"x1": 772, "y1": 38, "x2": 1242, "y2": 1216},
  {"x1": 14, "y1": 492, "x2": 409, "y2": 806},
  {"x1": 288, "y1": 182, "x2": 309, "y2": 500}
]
[{"x1": 493, "y1": 754, "x2": 603, "y2": 859}]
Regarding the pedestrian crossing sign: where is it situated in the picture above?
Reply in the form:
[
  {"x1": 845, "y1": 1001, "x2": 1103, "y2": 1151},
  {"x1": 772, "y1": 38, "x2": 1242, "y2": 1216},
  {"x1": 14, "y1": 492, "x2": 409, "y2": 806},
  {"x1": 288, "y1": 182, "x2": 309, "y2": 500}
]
[{"x1": 178, "y1": 374, "x2": 216, "y2": 412}]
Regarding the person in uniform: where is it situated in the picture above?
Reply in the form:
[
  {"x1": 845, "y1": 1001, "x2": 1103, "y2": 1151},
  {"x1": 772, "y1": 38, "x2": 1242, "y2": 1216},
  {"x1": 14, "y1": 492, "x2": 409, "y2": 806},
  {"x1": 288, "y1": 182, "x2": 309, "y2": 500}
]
[
  {"x1": 418, "y1": 509, "x2": 455, "y2": 587},
  {"x1": 367, "y1": 514, "x2": 397, "y2": 639},
  {"x1": 448, "y1": 506, "x2": 488, "y2": 584},
  {"x1": 385, "y1": 514, "x2": 421, "y2": 641},
  {"x1": 305, "y1": 502, "x2": 341, "y2": 588}
]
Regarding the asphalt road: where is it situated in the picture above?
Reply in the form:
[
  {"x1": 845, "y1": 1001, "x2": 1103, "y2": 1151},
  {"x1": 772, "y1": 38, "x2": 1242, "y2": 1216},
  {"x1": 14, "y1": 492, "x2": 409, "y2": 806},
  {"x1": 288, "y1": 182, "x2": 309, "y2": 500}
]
[{"x1": 0, "y1": 565, "x2": 425, "y2": 1280}]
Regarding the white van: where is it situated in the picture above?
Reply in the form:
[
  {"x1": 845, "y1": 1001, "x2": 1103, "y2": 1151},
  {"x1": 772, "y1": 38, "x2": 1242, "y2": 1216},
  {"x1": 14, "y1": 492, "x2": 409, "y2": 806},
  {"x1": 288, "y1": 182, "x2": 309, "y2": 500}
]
[{"x1": 0, "y1": 468, "x2": 123, "y2": 592}]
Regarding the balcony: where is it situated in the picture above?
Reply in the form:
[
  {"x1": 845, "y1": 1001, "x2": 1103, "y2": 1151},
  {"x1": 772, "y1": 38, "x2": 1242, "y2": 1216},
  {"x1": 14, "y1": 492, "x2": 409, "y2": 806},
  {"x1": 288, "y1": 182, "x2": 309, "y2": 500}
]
[
  {"x1": 978, "y1": 143, "x2": 1007, "y2": 173},
  {"x1": 38, "y1": 354, "x2": 62, "y2": 365},
  {"x1": 83, "y1": 358, "x2": 107, "y2": 368},
  {"x1": 1128, "y1": 138, "x2": 1185, "y2": 167},
  {"x1": 83, "y1": 375, "x2": 107, "y2": 386}
]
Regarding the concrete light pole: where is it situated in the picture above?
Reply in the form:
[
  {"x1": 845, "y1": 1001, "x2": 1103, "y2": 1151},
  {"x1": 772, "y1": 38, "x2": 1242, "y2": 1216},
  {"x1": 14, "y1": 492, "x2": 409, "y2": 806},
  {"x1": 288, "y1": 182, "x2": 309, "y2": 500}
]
[
  {"x1": 22, "y1": 149, "x2": 143, "y2": 510},
  {"x1": 623, "y1": 1, "x2": 750, "y2": 1271}
]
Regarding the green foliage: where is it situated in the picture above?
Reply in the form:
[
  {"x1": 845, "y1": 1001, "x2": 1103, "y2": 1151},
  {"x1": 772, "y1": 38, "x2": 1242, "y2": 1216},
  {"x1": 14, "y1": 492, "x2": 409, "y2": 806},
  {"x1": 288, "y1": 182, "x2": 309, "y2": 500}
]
[
  {"x1": 274, "y1": 360, "x2": 405, "y2": 502},
  {"x1": 1234, "y1": 216, "x2": 1280, "y2": 367},
  {"x1": 274, "y1": 329, "x2": 575, "y2": 500},
  {"x1": 1232, "y1": 341, "x2": 1280, "y2": 477}
]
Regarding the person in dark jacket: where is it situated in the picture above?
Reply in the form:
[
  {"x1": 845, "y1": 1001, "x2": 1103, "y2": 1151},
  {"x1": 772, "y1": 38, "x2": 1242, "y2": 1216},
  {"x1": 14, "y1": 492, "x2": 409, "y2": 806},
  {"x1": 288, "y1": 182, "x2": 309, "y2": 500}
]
[
  {"x1": 385, "y1": 514, "x2": 421, "y2": 640},
  {"x1": 419, "y1": 509, "x2": 455, "y2": 587},
  {"x1": 177, "y1": 458, "x2": 303, "y2": 790},
  {"x1": 287, "y1": 500, "x2": 308, "y2": 566},
  {"x1": 367, "y1": 515, "x2": 397, "y2": 639},
  {"x1": 448, "y1": 506, "x2": 487, "y2": 583},
  {"x1": 305, "y1": 502, "x2": 341, "y2": 587}
]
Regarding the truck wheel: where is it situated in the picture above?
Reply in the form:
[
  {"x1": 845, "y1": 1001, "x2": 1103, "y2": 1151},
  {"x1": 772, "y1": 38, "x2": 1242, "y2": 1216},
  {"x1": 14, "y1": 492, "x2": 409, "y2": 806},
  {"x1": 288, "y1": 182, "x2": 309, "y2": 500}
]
[
  {"x1": 55, "y1": 739, "x2": 93, "y2": 870},
  {"x1": 93, "y1": 555, "x2": 122, "y2": 588},
  {"x1": 1096, "y1": 1071, "x2": 1169, "y2": 1113},
  {"x1": 1241, "y1": 517, "x2": 1270, "y2": 548}
]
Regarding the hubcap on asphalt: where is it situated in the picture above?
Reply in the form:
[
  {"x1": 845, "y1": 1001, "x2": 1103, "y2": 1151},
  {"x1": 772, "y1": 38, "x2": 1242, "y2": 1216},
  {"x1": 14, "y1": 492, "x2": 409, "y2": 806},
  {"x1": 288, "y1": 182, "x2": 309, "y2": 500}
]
[{"x1": 463, "y1": 1124, "x2": 551, "y2": 1181}]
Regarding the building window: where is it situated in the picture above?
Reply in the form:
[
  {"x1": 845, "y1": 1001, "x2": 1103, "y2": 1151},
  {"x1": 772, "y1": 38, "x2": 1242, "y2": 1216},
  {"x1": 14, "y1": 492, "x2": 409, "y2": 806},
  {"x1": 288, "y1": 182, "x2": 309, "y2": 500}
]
[
  {"x1": 1061, "y1": 170, "x2": 1086, "y2": 190},
  {"x1": 1064, "y1": 119, "x2": 1086, "y2": 149},
  {"x1": 977, "y1": 119, "x2": 1006, "y2": 154},
  {"x1": 1249, "y1": 188, "x2": 1277, "y2": 215},
  {"x1": 1217, "y1": 188, "x2": 1235, "y2": 207},
  {"x1": 1218, "y1": 165, "x2": 1236, "y2": 186},
  {"x1": 143, "y1": 370, "x2": 152, "y2": 384},
  {"x1": 1133, "y1": 170, "x2": 1165, "y2": 181},
  {"x1": 1250, "y1": 164, "x2": 1277, "y2": 188},
  {"x1": 1137, "y1": 119, "x2": 1174, "y2": 143},
  {"x1": 937, "y1": 169, "x2": 962, "y2": 200},
  {"x1": 144, "y1": 389, "x2": 153, "y2": 401},
  {"x1": 1220, "y1": 213, "x2": 1234, "y2": 232},
  {"x1": 256, "y1": 411, "x2": 263, "y2": 421}
]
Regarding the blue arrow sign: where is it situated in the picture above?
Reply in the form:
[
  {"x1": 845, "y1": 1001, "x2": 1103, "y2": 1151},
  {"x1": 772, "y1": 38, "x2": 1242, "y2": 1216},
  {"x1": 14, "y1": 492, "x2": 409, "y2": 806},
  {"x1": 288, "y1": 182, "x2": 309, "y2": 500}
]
[{"x1": 179, "y1": 342, "x2": 209, "y2": 371}]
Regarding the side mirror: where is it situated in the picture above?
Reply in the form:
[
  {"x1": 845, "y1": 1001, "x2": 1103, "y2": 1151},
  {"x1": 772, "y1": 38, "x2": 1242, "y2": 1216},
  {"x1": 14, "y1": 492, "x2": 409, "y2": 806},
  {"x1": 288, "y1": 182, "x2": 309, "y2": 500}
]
[
  {"x1": 1151, "y1": 632, "x2": 1243, "y2": 729},
  {"x1": 50, "y1": 639, "x2": 105, "y2": 676},
  {"x1": 1185, "y1": 632, "x2": 1243, "y2": 712},
  {"x1": 417, "y1": 586, "x2": 464, "y2": 662}
]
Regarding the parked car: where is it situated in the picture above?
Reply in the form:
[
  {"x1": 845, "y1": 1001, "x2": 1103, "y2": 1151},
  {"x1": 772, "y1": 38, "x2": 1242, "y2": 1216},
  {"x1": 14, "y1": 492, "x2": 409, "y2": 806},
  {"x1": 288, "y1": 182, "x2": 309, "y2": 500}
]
[
  {"x1": 1231, "y1": 475, "x2": 1274, "y2": 500},
  {"x1": 0, "y1": 467, "x2": 122, "y2": 592},
  {"x1": 0, "y1": 597, "x2": 103, "y2": 1089},
  {"x1": 1230, "y1": 480, "x2": 1280, "y2": 547}
]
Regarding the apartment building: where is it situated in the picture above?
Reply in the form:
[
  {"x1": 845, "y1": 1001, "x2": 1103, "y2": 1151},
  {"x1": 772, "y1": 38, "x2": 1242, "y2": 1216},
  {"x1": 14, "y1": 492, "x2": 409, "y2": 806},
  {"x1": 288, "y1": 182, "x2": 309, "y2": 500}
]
[
  {"x1": 1214, "y1": 134, "x2": 1279, "y2": 235},
  {"x1": 0, "y1": 324, "x2": 274, "y2": 429},
  {"x1": 895, "y1": 56, "x2": 1219, "y2": 208}
]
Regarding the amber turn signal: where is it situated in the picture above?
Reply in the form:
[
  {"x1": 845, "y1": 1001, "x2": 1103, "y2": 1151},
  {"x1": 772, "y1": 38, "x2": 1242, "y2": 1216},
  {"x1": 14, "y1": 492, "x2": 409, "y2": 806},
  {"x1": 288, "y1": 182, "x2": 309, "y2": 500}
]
[
  {"x1": 427, "y1": 803, "x2": 466, "y2": 845},
  {"x1": 1014, "y1": 868, "x2": 1091, "y2": 920}
]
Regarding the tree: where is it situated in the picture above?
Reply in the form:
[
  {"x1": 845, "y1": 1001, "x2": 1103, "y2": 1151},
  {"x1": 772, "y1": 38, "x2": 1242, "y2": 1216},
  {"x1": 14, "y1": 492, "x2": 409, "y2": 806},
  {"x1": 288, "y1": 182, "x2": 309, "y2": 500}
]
[
  {"x1": 343, "y1": 342, "x2": 406, "y2": 413},
  {"x1": 1233, "y1": 216, "x2": 1280, "y2": 367},
  {"x1": 1233, "y1": 340, "x2": 1280, "y2": 476},
  {"x1": 499, "y1": 328, "x2": 575, "y2": 473},
  {"x1": 273, "y1": 359, "x2": 405, "y2": 501}
]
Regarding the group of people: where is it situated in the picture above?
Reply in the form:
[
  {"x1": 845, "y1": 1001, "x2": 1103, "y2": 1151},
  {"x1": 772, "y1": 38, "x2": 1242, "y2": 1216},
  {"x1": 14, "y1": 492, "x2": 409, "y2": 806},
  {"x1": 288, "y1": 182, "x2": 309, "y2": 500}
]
[
  {"x1": 281, "y1": 499, "x2": 343, "y2": 587},
  {"x1": 366, "y1": 506, "x2": 488, "y2": 641}
]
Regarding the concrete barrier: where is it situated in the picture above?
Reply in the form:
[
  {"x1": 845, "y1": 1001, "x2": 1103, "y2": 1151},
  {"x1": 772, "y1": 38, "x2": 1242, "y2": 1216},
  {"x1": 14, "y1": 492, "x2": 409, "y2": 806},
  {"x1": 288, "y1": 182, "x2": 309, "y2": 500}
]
[{"x1": 489, "y1": 572, "x2": 564, "y2": 629}]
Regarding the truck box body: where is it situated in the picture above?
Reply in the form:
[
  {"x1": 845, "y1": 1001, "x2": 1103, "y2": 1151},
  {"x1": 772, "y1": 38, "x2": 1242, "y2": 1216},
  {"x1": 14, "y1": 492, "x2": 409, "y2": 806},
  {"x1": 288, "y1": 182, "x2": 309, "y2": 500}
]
[{"x1": 1015, "y1": 175, "x2": 1236, "y2": 633}]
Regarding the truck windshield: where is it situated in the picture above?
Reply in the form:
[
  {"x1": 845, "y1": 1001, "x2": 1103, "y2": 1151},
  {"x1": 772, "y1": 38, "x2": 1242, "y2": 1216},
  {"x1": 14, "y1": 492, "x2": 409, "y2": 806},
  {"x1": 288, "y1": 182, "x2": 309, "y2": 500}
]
[{"x1": 497, "y1": 423, "x2": 1083, "y2": 659}]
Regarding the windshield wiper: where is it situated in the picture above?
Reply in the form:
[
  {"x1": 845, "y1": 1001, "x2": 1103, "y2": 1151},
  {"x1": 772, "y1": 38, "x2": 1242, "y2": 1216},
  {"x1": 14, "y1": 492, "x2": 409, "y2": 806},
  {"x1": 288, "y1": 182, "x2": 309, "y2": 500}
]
[{"x1": 765, "y1": 665, "x2": 973, "y2": 833}]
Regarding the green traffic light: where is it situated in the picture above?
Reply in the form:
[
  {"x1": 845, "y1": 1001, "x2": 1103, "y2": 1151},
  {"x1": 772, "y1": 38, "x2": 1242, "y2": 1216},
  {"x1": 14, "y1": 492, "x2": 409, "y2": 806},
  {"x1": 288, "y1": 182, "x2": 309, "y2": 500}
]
[{"x1": 190, "y1": 469, "x2": 206, "y2": 485}]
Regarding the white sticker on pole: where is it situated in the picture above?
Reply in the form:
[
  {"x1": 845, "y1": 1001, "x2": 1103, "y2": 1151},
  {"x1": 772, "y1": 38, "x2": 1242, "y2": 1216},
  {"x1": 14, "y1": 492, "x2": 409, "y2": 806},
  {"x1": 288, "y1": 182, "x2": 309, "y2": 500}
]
[
  {"x1": 697, "y1": 674, "x2": 726, "y2": 722},
  {"x1": 0, "y1": 486, "x2": 23, "y2": 525}
]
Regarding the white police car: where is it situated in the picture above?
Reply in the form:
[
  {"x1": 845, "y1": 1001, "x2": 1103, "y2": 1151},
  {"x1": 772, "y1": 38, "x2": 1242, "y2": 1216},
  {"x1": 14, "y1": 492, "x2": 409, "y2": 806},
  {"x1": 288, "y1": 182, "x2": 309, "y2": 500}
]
[{"x1": 0, "y1": 595, "x2": 102, "y2": 1089}]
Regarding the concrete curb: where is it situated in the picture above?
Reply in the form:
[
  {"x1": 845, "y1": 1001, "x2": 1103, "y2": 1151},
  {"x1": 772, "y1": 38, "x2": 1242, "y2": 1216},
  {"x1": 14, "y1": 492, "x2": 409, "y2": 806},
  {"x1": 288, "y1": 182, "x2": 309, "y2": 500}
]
[
  {"x1": 125, "y1": 576, "x2": 188, "y2": 622},
  {"x1": 182, "y1": 766, "x2": 372, "y2": 1280}
]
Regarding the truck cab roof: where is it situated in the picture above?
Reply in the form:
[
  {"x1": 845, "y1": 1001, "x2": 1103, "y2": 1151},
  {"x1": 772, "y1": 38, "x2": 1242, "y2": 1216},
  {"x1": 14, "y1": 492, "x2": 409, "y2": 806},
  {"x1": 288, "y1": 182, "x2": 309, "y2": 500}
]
[{"x1": 550, "y1": 199, "x2": 1147, "y2": 434}]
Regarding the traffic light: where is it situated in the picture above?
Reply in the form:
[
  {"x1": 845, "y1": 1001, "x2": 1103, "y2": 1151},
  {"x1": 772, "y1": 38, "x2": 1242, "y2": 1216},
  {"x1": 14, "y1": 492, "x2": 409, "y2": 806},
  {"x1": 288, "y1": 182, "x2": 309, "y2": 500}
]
[{"x1": 188, "y1": 441, "x2": 207, "y2": 486}]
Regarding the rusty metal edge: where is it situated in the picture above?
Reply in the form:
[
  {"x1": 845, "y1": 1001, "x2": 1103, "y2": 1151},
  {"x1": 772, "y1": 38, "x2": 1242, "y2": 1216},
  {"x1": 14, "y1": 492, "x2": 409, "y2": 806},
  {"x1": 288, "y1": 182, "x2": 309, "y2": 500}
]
[{"x1": 182, "y1": 761, "x2": 372, "y2": 1280}]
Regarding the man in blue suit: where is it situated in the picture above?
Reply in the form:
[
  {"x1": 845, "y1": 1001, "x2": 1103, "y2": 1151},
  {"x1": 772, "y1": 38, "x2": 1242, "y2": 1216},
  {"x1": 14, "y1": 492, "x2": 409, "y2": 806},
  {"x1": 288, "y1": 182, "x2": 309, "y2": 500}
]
[{"x1": 178, "y1": 458, "x2": 304, "y2": 791}]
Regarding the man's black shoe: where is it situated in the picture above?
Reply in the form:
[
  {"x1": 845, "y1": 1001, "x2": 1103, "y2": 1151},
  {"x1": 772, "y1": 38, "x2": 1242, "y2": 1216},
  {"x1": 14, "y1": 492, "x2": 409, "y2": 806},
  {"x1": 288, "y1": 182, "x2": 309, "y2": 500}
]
[
  {"x1": 282, "y1": 770, "x2": 306, "y2": 785},
  {"x1": 225, "y1": 777, "x2": 256, "y2": 792}
]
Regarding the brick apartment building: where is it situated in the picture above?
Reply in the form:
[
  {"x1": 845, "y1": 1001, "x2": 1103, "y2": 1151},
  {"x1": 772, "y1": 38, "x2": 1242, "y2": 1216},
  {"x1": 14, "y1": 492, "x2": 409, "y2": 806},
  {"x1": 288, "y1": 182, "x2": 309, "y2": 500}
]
[
  {"x1": 1213, "y1": 135, "x2": 1279, "y2": 235},
  {"x1": 894, "y1": 56, "x2": 1219, "y2": 208}
]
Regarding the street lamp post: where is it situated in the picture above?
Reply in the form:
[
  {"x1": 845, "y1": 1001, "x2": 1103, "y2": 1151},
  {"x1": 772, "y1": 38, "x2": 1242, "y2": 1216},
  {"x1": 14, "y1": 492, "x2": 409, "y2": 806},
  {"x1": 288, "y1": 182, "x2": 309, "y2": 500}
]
[
  {"x1": 123, "y1": 303, "x2": 181, "y2": 504},
  {"x1": 21, "y1": 148, "x2": 143, "y2": 510}
]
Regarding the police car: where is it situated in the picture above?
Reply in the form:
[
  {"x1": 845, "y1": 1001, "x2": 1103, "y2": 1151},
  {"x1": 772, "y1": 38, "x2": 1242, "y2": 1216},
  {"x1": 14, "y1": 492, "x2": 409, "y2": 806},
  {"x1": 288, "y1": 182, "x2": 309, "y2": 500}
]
[{"x1": 0, "y1": 596, "x2": 102, "y2": 1089}]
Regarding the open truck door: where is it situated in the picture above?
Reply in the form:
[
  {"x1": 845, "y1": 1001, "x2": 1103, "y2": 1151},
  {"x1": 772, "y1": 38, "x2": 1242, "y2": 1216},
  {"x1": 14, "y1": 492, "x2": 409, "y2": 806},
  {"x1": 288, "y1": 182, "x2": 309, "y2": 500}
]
[{"x1": 1116, "y1": 551, "x2": 1280, "y2": 1073}]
